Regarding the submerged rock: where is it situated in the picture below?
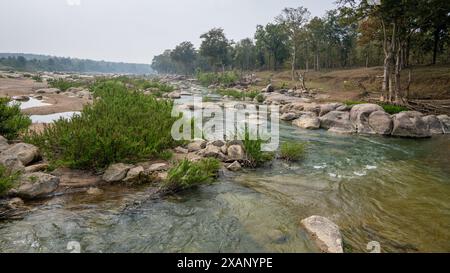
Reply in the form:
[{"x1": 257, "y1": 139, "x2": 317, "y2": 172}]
[
  {"x1": 15, "y1": 172, "x2": 60, "y2": 199},
  {"x1": 391, "y1": 111, "x2": 431, "y2": 138},
  {"x1": 301, "y1": 216, "x2": 344, "y2": 253},
  {"x1": 102, "y1": 163, "x2": 133, "y2": 182}
]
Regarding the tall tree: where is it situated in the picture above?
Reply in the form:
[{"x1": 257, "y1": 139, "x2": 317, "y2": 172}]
[
  {"x1": 255, "y1": 23, "x2": 290, "y2": 71},
  {"x1": 276, "y1": 7, "x2": 311, "y2": 80},
  {"x1": 233, "y1": 38, "x2": 257, "y2": 71},
  {"x1": 170, "y1": 41, "x2": 197, "y2": 75},
  {"x1": 199, "y1": 28, "x2": 230, "y2": 72}
]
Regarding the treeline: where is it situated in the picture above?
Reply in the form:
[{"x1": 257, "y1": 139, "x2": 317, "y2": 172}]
[
  {"x1": 0, "y1": 54, "x2": 153, "y2": 74},
  {"x1": 152, "y1": 0, "x2": 450, "y2": 102}
]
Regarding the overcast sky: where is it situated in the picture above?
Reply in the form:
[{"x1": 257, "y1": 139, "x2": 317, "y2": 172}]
[{"x1": 0, "y1": 0, "x2": 336, "y2": 64}]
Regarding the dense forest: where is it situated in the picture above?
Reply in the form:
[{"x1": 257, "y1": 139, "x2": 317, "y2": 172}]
[
  {"x1": 151, "y1": 0, "x2": 450, "y2": 103},
  {"x1": 0, "y1": 53, "x2": 153, "y2": 74}
]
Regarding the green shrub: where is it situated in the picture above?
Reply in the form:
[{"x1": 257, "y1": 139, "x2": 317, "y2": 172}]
[
  {"x1": 0, "y1": 98, "x2": 32, "y2": 140},
  {"x1": 162, "y1": 158, "x2": 221, "y2": 192},
  {"x1": 107, "y1": 76, "x2": 174, "y2": 93},
  {"x1": 241, "y1": 130, "x2": 274, "y2": 168},
  {"x1": 48, "y1": 79, "x2": 83, "y2": 91},
  {"x1": 279, "y1": 142, "x2": 306, "y2": 162},
  {"x1": 255, "y1": 93, "x2": 265, "y2": 103},
  {"x1": 0, "y1": 165, "x2": 19, "y2": 196},
  {"x1": 197, "y1": 71, "x2": 239, "y2": 87},
  {"x1": 381, "y1": 104, "x2": 408, "y2": 114},
  {"x1": 31, "y1": 75, "x2": 42, "y2": 82},
  {"x1": 26, "y1": 81, "x2": 179, "y2": 170}
]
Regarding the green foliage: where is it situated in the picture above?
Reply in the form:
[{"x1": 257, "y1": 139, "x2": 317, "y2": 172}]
[
  {"x1": 381, "y1": 104, "x2": 408, "y2": 114},
  {"x1": 196, "y1": 71, "x2": 239, "y2": 87},
  {"x1": 0, "y1": 98, "x2": 32, "y2": 140},
  {"x1": 48, "y1": 79, "x2": 83, "y2": 92},
  {"x1": 104, "y1": 76, "x2": 174, "y2": 93},
  {"x1": 255, "y1": 93, "x2": 265, "y2": 103},
  {"x1": 199, "y1": 28, "x2": 230, "y2": 69},
  {"x1": 279, "y1": 142, "x2": 307, "y2": 162},
  {"x1": 163, "y1": 158, "x2": 221, "y2": 192},
  {"x1": 26, "y1": 81, "x2": 179, "y2": 170},
  {"x1": 0, "y1": 165, "x2": 19, "y2": 196},
  {"x1": 241, "y1": 130, "x2": 275, "y2": 168},
  {"x1": 31, "y1": 75, "x2": 42, "y2": 82}
]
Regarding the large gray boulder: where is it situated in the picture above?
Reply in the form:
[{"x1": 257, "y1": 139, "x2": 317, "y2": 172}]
[
  {"x1": 0, "y1": 154, "x2": 25, "y2": 173},
  {"x1": 320, "y1": 111, "x2": 355, "y2": 134},
  {"x1": 391, "y1": 111, "x2": 431, "y2": 138},
  {"x1": 0, "y1": 135, "x2": 9, "y2": 152},
  {"x1": 368, "y1": 111, "x2": 393, "y2": 135},
  {"x1": 437, "y1": 115, "x2": 450, "y2": 134},
  {"x1": 15, "y1": 172, "x2": 60, "y2": 199},
  {"x1": 1, "y1": 143, "x2": 40, "y2": 166},
  {"x1": 102, "y1": 163, "x2": 133, "y2": 182},
  {"x1": 350, "y1": 104, "x2": 384, "y2": 134},
  {"x1": 227, "y1": 145, "x2": 245, "y2": 162},
  {"x1": 423, "y1": 115, "x2": 444, "y2": 135},
  {"x1": 319, "y1": 103, "x2": 344, "y2": 117},
  {"x1": 301, "y1": 216, "x2": 343, "y2": 253},
  {"x1": 293, "y1": 113, "x2": 320, "y2": 130}
]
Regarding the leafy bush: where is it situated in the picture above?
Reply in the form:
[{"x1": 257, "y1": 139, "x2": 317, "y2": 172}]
[
  {"x1": 255, "y1": 93, "x2": 265, "y2": 103},
  {"x1": 279, "y1": 142, "x2": 306, "y2": 162},
  {"x1": 48, "y1": 79, "x2": 83, "y2": 91},
  {"x1": 31, "y1": 75, "x2": 42, "y2": 82},
  {"x1": 242, "y1": 130, "x2": 274, "y2": 168},
  {"x1": 381, "y1": 104, "x2": 408, "y2": 114},
  {"x1": 108, "y1": 76, "x2": 174, "y2": 93},
  {"x1": 26, "y1": 81, "x2": 179, "y2": 170},
  {"x1": 197, "y1": 71, "x2": 239, "y2": 87},
  {"x1": 162, "y1": 158, "x2": 221, "y2": 192},
  {"x1": 0, "y1": 165, "x2": 19, "y2": 196},
  {"x1": 0, "y1": 98, "x2": 32, "y2": 140}
]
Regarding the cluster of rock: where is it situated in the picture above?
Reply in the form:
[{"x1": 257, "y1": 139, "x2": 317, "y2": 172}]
[
  {"x1": 62, "y1": 87, "x2": 93, "y2": 100},
  {"x1": 102, "y1": 162, "x2": 170, "y2": 183},
  {"x1": 0, "y1": 136, "x2": 59, "y2": 200},
  {"x1": 280, "y1": 102, "x2": 450, "y2": 138},
  {"x1": 175, "y1": 139, "x2": 246, "y2": 172}
]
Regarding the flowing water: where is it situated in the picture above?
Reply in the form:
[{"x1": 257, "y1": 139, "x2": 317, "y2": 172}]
[{"x1": 0, "y1": 87, "x2": 449, "y2": 253}]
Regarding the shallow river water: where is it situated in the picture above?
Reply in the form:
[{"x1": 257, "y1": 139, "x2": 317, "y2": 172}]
[{"x1": 1, "y1": 87, "x2": 449, "y2": 252}]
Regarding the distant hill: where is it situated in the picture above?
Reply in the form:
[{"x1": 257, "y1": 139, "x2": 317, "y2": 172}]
[{"x1": 0, "y1": 53, "x2": 153, "y2": 74}]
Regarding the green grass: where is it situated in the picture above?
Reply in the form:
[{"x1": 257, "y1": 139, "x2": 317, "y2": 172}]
[
  {"x1": 0, "y1": 165, "x2": 19, "y2": 196},
  {"x1": 0, "y1": 97, "x2": 32, "y2": 140},
  {"x1": 279, "y1": 142, "x2": 307, "y2": 162},
  {"x1": 26, "y1": 80, "x2": 179, "y2": 171},
  {"x1": 48, "y1": 78, "x2": 84, "y2": 91},
  {"x1": 381, "y1": 104, "x2": 409, "y2": 114},
  {"x1": 31, "y1": 75, "x2": 42, "y2": 82},
  {"x1": 162, "y1": 158, "x2": 221, "y2": 192},
  {"x1": 241, "y1": 130, "x2": 275, "y2": 168}
]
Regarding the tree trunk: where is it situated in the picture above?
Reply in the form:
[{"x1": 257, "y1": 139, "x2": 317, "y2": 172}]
[
  {"x1": 432, "y1": 28, "x2": 440, "y2": 65},
  {"x1": 291, "y1": 45, "x2": 296, "y2": 81}
]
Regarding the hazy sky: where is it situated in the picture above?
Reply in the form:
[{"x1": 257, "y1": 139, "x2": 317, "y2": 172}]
[{"x1": 0, "y1": 0, "x2": 336, "y2": 64}]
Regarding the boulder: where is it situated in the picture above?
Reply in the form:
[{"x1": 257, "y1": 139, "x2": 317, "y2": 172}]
[
  {"x1": 207, "y1": 140, "x2": 226, "y2": 148},
  {"x1": 227, "y1": 161, "x2": 242, "y2": 172},
  {"x1": 174, "y1": 146, "x2": 189, "y2": 154},
  {"x1": 368, "y1": 111, "x2": 393, "y2": 135},
  {"x1": 336, "y1": 105, "x2": 352, "y2": 112},
  {"x1": 35, "y1": 88, "x2": 60, "y2": 94},
  {"x1": 300, "y1": 216, "x2": 344, "y2": 253},
  {"x1": 1, "y1": 143, "x2": 40, "y2": 166},
  {"x1": 147, "y1": 163, "x2": 169, "y2": 173},
  {"x1": 12, "y1": 95, "x2": 29, "y2": 102},
  {"x1": 24, "y1": 163, "x2": 49, "y2": 173},
  {"x1": 350, "y1": 104, "x2": 384, "y2": 134},
  {"x1": 391, "y1": 111, "x2": 431, "y2": 138},
  {"x1": 437, "y1": 115, "x2": 450, "y2": 134},
  {"x1": 0, "y1": 154, "x2": 25, "y2": 173},
  {"x1": 198, "y1": 145, "x2": 226, "y2": 160},
  {"x1": 319, "y1": 103, "x2": 343, "y2": 117},
  {"x1": 186, "y1": 140, "x2": 207, "y2": 152},
  {"x1": 423, "y1": 115, "x2": 444, "y2": 135},
  {"x1": 102, "y1": 163, "x2": 133, "y2": 182},
  {"x1": 0, "y1": 135, "x2": 9, "y2": 152},
  {"x1": 15, "y1": 172, "x2": 60, "y2": 199},
  {"x1": 292, "y1": 113, "x2": 320, "y2": 130},
  {"x1": 264, "y1": 84, "x2": 274, "y2": 93},
  {"x1": 319, "y1": 111, "x2": 355, "y2": 134},
  {"x1": 281, "y1": 112, "x2": 299, "y2": 121},
  {"x1": 227, "y1": 145, "x2": 245, "y2": 162},
  {"x1": 123, "y1": 166, "x2": 145, "y2": 182}
]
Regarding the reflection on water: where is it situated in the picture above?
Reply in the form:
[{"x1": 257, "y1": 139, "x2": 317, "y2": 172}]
[
  {"x1": 9, "y1": 98, "x2": 51, "y2": 110},
  {"x1": 30, "y1": 111, "x2": 80, "y2": 123}
]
